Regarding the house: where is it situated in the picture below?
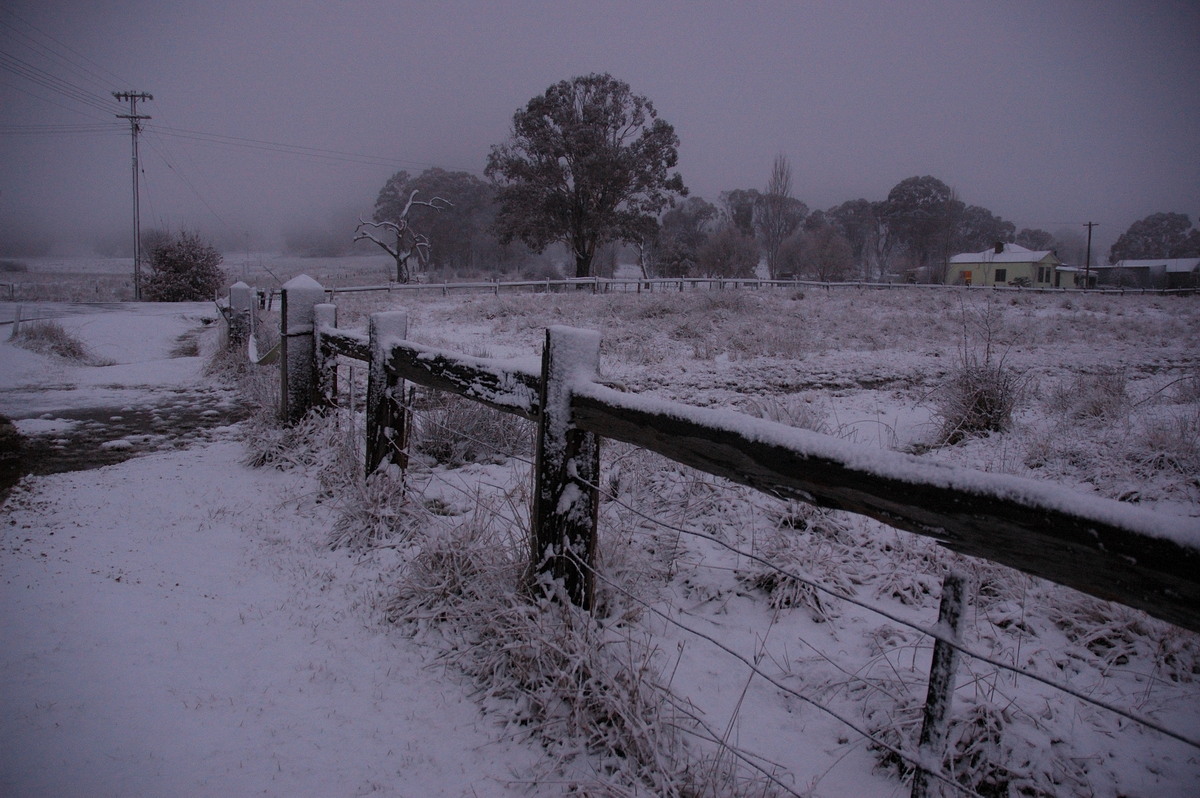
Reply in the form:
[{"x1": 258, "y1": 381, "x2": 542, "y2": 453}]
[
  {"x1": 1091, "y1": 258, "x2": 1200, "y2": 289},
  {"x1": 946, "y1": 242, "x2": 1063, "y2": 287}
]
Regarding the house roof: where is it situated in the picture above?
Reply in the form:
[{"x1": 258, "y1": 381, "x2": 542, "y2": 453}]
[
  {"x1": 949, "y1": 242, "x2": 1056, "y2": 265},
  {"x1": 1110, "y1": 258, "x2": 1200, "y2": 273}
]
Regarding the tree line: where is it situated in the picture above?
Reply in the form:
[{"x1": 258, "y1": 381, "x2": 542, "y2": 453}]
[{"x1": 341, "y1": 73, "x2": 1200, "y2": 282}]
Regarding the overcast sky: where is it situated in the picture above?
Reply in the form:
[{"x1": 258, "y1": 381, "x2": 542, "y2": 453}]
[{"x1": 2, "y1": 0, "x2": 1197, "y2": 256}]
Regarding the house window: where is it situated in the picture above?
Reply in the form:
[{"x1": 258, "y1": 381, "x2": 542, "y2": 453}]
[
  {"x1": 1037, "y1": 266, "x2": 1048, "y2": 283},
  {"x1": 994, "y1": 268, "x2": 1007, "y2": 284}
]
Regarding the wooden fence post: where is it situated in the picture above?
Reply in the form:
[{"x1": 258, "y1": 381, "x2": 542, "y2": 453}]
[
  {"x1": 313, "y1": 303, "x2": 338, "y2": 406},
  {"x1": 279, "y1": 275, "x2": 326, "y2": 425},
  {"x1": 912, "y1": 572, "x2": 967, "y2": 798},
  {"x1": 531, "y1": 326, "x2": 602, "y2": 610},
  {"x1": 366, "y1": 311, "x2": 409, "y2": 476}
]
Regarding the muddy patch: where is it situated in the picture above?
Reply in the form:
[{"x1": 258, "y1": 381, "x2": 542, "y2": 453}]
[{"x1": 1, "y1": 389, "x2": 250, "y2": 494}]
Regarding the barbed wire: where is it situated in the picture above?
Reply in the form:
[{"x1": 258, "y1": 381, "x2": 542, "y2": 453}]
[{"x1": 585, "y1": 469, "x2": 1200, "y2": 752}]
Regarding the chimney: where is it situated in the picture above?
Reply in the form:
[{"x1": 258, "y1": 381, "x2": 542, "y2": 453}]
[{"x1": 994, "y1": 241, "x2": 1004, "y2": 254}]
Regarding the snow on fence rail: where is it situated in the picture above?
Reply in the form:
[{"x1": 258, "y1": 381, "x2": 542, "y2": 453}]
[{"x1": 228, "y1": 276, "x2": 1200, "y2": 794}]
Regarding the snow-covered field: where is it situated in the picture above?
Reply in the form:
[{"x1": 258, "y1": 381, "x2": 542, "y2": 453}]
[{"x1": 2, "y1": 259, "x2": 1198, "y2": 796}]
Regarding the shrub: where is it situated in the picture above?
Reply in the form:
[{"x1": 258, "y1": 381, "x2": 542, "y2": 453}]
[
  {"x1": 934, "y1": 361, "x2": 1023, "y2": 444},
  {"x1": 0, "y1": 259, "x2": 28, "y2": 272},
  {"x1": 143, "y1": 232, "x2": 226, "y2": 301},
  {"x1": 933, "y1": 301, "x2": 1024, "y2": 444}
]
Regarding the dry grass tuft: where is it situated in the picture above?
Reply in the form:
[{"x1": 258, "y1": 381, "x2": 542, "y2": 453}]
[
  {"x1": 411, "y1": 389, "x2": 534, "y2": 466},
  {"x1": 9, "y1": 319, "x2": 111, "y2": 364}
]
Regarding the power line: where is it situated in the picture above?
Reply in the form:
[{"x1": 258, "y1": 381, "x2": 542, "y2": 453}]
[
  {"x1": 0, "y1": 6, "x2": 130, "y2": 89},
  {"x1": 140, "y1": 131, "x2": 236, "y2": 236},
  {"x1": 0, "y1": 77, "x2": 113, "y2": 121},
  {"x1": 144, "y1": 123, "x2": 479, "y2": 174},
  {"x1": 0, "y1": 50, "x2": 115, "y2": 114},
  {"x1": 0, "y1": 122, "x2": 122, "y2": 136}
]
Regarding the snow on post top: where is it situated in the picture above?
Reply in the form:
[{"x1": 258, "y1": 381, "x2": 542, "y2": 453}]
[
  {"x1": 546, "y1": 326, "x2": 600, "y2": 386},
  {"x1": 282, "y1": 274, "x2": 324, "y2": 292}
]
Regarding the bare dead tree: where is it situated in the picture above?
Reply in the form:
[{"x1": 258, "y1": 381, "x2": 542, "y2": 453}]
[{"x1": 354, "y1": 190, "x2": 451, "y2": 283}]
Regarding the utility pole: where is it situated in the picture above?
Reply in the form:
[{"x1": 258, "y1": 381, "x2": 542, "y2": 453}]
[
  {"x1": 1083, "y1": 221, "x2": 1099, "y2": 289},
  {"x1": 113, "y1": 91, "x2": 153, "y2": 300}
]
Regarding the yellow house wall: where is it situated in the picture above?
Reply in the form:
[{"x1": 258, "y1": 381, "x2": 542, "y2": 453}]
[{"x1": 948, "y1": 255, "x2": 1059, "y2": 286}]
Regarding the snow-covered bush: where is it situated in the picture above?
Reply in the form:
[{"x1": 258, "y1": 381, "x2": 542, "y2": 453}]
[{"x1": 143, "y1": 231, "x2": 226, "y2": 301}]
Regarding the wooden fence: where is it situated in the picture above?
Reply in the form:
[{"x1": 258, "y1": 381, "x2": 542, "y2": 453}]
[
  {"x1": 273, "y1": 274, "x2": 1200, "y2": 631},
  {"x1": 253, "y1": 275, "x2": 1199, "y2": 304},
  {"x1": 261, "y1": 274, "x2": 1199, "y2": 795}
]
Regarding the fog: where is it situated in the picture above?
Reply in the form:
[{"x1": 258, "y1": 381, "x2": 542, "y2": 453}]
[{"x1": 2, "y1": 0, "x2": 1198, "y2": 257}]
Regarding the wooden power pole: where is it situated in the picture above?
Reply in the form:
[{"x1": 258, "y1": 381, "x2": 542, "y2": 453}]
[
  {"x1": 113, "y1": 91, "x2": 153, "y2": 300},
  {"x1": 1083, "y1": 221, "x2": 1099, "y2": 288}
]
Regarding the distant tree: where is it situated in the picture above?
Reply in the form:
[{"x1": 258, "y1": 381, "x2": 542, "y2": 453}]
[
  {"x1": 697, "y1": 224, "x2": 759, "y2": 278},
  {"x1": 653, "y1": 196, "x2": 717, "y2": 275},
  {"x1": 797, "y1": 223, "x2": 854, "y2": 282},
  {"x1": 827, "y1": 198, "x2": 884, "y2": 280},
  {"x1": 1015, "y1": 228, "x2": 1055, "y2": 251},
  {"x1": 882, "y1": 175, "x2": 962, "y2": 281},
  {"x1": 757, "y1": 155, "x2": 807, "y2": 279},
  {"x1": 355, "y1": 189, "x2": 451, "y2": 283},
  {"x1": 951, "y1": 204, "x2": 1015, "y2": 253},
  {"x1": 373, "y1": 168, "x2": 497, "y2": 273},
  {"x1": 1053, "y1": 227, "x2": 1088, "y2": 265},
  {"x1": 485, "y1": 73, "x2": 686, "y2": 278},
  {"x1": 143, "y1": 232, "x2": 226, "y2": 301},
  {"x1": 719, "y1": 189, "x2": 762, "y2": 239},
  {"x1": 1109, "y1": 212, "x2": 1200, "y2": 262}
]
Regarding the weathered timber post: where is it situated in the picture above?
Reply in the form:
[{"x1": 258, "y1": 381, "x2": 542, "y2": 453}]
[
  {"x1": 365, "y1": 311, "x2": 409, "y2": 476},
  {"x1": 279, "y1": 275, "x2": 326, "y2": 425},
  {"x1": 911, "y1": 572, "x2": 967, "y2": 798},
  {"x1": 531, "y1": 326, "x2": 602, "y2": 610},
  {"x1": 313, "y1": 303, "x2": 338, "y2": 406}
]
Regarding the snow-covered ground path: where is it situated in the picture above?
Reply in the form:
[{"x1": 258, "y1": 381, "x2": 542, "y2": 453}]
[{"x1": 0, "y1": 306, "x2": 537, "y2": 796}]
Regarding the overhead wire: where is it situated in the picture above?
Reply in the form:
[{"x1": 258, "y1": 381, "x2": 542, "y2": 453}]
[{"x1": 0, "y1": 50, "x2": 116, "y2": 116}]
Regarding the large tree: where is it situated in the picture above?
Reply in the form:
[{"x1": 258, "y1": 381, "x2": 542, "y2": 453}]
[
  {"x1": 757, "y1": 155, "x2": 807, "y2": 279},
  {"x1": 1015, "y1": 227, "x2": 1055, "y2": 251},
  {"x1": 1109, "y1": 212, "x2": 1200, "y2": 262},
  {"x1": 882, "y1": 175, "x2": 962, "y2": 281},
  {"x1": 719, "y1": 188, "x2": 762, "y2": 239},
  {"x1": 485, "y1": 73, "x2": 686, "y2": 278},
  {"x1": 951, "y1": 204, "x2": 1015, "y2": 254}
]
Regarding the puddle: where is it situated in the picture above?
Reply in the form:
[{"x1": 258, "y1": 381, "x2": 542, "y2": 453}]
[{"x1": 0, "y1": 389, "x2": 250, "y2": 495}]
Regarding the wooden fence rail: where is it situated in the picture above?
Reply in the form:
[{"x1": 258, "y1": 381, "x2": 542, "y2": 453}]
[{"x1": 277, "y1": 275, "x2": 1200, "y2": 633}]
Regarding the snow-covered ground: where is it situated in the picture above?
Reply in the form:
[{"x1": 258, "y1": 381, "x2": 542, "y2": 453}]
[
  {"x1": 2, "y1": 272, "x2": 1199, "y2": 796},
  {"x1": 0, "y1": 304, "x2": 539, "y2": 796}
]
